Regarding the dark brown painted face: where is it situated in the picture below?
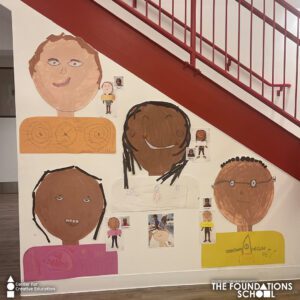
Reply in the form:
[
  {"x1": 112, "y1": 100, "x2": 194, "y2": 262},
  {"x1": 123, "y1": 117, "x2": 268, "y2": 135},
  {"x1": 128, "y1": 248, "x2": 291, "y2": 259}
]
[
  {"x1": 35, "y1": 168, "x2": 104, "y2": 245},
  {"x1": 213, "y1": 161, "x2": 274, "y2": 232},
  {"x1": 126, "y1": 103, "x2": 189, "y2": 176}
]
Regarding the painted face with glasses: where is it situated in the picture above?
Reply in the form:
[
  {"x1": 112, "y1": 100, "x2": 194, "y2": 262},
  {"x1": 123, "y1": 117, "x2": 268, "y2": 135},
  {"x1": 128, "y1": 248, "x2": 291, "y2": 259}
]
[{"x1": 212, "y1": 158, "x2": 275, "y2": 232}]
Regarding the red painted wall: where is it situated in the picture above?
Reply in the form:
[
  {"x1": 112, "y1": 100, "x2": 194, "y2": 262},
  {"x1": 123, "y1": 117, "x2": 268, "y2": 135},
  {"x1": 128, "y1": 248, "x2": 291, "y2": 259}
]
[{"x1": 21, "y1": 0, "x2": 300, "y2": 179}]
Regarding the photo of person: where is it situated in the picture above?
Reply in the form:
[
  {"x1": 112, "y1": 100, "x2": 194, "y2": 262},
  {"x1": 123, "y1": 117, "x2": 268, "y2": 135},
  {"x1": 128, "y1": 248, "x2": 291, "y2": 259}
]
[
  {"x1": 186, "y1": 147, "x2": 197, "y2": 161},
  {"x1": 114, "y1": 76, "x2": 124, "y2": 88},
  {"x1": 203, "y1": 198, "x2": 212, "y2": 208},
  {"x1": 121, "y1": 216, "x2": 130, "y2": 228},
  {"x1": 148, "y1": 214, "x2": 174, "y2": 248}
]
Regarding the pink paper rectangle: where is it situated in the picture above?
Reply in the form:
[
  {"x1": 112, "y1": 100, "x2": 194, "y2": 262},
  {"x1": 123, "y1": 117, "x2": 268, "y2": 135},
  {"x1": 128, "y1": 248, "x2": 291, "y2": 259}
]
[{"x1": 24, "y1": 244, "x2": 118, "y2": 281}]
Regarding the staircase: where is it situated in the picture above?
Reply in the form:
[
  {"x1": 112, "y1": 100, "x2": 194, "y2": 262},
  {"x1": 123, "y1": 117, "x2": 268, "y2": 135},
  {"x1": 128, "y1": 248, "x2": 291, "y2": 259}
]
[{"x1": 21, "y1": 0, "x2": 300, "y2": 180}]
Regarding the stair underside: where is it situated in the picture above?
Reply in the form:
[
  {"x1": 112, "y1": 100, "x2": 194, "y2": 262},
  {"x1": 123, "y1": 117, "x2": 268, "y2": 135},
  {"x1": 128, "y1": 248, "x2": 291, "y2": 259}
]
[{"x1": 21, "y1": 0, "x2": 300, "y2": 180}]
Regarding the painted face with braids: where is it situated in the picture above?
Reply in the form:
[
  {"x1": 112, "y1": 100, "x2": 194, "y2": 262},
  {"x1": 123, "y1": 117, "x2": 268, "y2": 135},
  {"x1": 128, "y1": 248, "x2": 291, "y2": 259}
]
[
  {"x1": 123, "y1": 101, "x2": 191, "y2": 188},
  {"x1": 33, "y1": 167, "x2": 106, "y2": 245}
]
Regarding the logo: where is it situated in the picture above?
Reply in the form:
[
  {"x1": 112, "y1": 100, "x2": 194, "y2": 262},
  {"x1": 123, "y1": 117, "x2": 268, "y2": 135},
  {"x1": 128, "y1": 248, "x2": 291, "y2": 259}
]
[
  {"x1": 6, "y1": 276, "x2": 15, "y2": 298},
  {"x1": 5, "y1": 276, "x2": 56, "y2": 297},
  {"x1": 211, "y1": 280, "x2": 293, "y2": 298}
]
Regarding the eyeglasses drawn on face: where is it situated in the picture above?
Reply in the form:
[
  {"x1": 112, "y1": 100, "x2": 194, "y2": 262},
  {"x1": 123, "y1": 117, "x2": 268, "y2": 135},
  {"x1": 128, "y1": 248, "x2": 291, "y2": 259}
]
[{"x1": 212, "y1": 177, "x2": 276, "y2": 189}]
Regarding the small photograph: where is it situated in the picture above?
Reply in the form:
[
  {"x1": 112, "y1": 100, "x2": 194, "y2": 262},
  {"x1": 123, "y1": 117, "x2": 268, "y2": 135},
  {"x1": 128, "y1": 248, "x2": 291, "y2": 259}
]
[
  {"x1": 202, "y1": 197, "x2": 212, "y2": 209},
  {"x1": 106, "y1": 217, "x2": 124, "y2": 251},
  {"x1": 114, "y1": 76, "x2": 124, "y2": 88},
  {"x1": 121, "y1": 216, "x2": 130, "y2": 228},
  {"x1": 186, "y1": 147, "x2": 197, "y2": 160},
  {"x1": 148, "y1": 213, "x2": 174, "y2": 248},
  {"x1": 200, "y1": 211, "x2": 216, "y2": 244}
]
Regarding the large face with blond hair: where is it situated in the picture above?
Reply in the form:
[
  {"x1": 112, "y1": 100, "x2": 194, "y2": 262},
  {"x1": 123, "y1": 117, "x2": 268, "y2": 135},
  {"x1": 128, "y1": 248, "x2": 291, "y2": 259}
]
[
  {"x1": 213, "y1": 158, "x2": 274, "y2": 232},
  {"x1": 30, "y1": 34, "x2": 101, "y2": 116}
]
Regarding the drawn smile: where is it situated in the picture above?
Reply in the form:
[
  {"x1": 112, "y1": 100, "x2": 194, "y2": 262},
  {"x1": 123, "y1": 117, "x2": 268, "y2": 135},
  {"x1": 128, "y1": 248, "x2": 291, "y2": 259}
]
[
  {"x1": 53, "y1": 77, "x2": 71, "y2": 87},
  {"x1": 145, "y1": 139, "x2": 175, "y2": 150},
  {"x1": 65, "y1": 218, "x2": 80, "y2": 226}
]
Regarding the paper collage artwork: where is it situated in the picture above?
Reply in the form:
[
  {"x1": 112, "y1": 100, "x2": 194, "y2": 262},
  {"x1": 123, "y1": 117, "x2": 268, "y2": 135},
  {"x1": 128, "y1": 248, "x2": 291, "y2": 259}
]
[
  {"x1": 202, "y1": 157, "x2": 284, "y2": 268},
  {"x1": 17, "y1": 29, "x2": 287, "y2": 286},
  {"x1": 23, "y1": 166, "x2": 118, "y2": 281},
  {"x1": 122, "y1": 101, "x2": 191, "y2": 188},
  {"x1": 19, "y1": 33, "x2": 116, "y2": 154}
]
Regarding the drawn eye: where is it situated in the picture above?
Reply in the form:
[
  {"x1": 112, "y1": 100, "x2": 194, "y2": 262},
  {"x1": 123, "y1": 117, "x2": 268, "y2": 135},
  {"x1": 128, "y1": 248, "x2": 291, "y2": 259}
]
[
  {"x1": 83, "y1": 196, "x2": 91, "y2": 203},
  {"x1": 48, "y1": 58, "x2": 60, "y2": 66},
  {"x1": 68, "y1": 59, "x2": 82, "y2": 67},
  {"x1": 229, "y1": 180, "x2": 235, "y2": 187},
  {"x1": 250, "y1": 179, "x2": 257, "y2": 187},
  {"x1": 55, "y1": 194, "x2": 64, "y2": 201}
]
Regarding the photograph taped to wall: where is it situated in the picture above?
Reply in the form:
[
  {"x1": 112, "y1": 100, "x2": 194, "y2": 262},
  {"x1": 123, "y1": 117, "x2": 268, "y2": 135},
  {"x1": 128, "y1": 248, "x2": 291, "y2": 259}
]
[
  {"x1": 19, "y1": 117, "x2": 116, "y2": 153},
  {"x1": 200, "y1": 210, "x2": 216, "y2": 244},
  {"x1": 106, "y1": 217, "x2": 124, "y2": 251},
  {"x1": 121, "y1": 216, "x2": 130, "y2": 228},
  {"x1": 111, "y1": 176, "x2": 199, "y2": 212},
  {"x1": 148, "y1": 213, "x2": 174, "y2": 248},
  {"x1": 114, "y1": 76, "x2": 124, "y2": 88},
  {"x1": 29, "y1": 33, "x2": 102, "y2": 117},
  {"x1": 201, "y1": 197, "x2": 212, "y2": 209}
]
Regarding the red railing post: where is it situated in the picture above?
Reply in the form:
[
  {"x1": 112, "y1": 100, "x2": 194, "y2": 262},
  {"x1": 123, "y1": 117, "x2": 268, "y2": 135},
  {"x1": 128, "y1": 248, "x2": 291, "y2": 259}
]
[
  {"x1": 132, "y1": 0, "x2": 137, "y2": 8},
  {"x1": 190, "y1": 0, "x2": 197, "y2": 67}
]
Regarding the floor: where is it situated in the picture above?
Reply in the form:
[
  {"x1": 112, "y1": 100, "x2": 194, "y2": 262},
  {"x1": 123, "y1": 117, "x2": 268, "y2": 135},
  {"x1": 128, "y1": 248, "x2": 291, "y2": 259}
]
[{"x1": 0, "y1": 193, "x2": 299, "y2": 299}]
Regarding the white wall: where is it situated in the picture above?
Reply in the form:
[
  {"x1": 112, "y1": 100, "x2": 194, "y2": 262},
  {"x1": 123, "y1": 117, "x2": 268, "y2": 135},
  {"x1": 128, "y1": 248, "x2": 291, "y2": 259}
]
[
  {"x1": 0, "y1": 118, "x2": 18, "y2": 182},
  {"x1": 0, "y1": 0, "x2": 299, "y2": 296},
  {"x1": 95, "y1": 0, "x2": 300, "y2": 138}
]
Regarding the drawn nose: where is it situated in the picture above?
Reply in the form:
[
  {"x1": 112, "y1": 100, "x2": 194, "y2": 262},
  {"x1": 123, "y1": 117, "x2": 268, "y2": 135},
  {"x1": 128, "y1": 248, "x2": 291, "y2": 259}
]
[{"x1": 60, "y1": 66, "x2": 67, "y2": 75}]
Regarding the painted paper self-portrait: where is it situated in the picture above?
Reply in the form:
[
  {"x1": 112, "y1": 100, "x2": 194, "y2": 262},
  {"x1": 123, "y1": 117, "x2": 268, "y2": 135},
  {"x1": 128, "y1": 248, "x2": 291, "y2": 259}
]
[
  {"x1": 20, "y1": 33, "x2": 116, "y2": 154},
  {"x1": 123, "y1": 101, "x2": 191, "y2": 188},
  {"x1": 202, "y1": 157, "x2": 284, "y2": 268},
  {"x1": 24, "y1": 166, "x2": 118, "y2": 281},
  {"x1": 29, "y1": 33, "x2": 101, "y2": 117}
]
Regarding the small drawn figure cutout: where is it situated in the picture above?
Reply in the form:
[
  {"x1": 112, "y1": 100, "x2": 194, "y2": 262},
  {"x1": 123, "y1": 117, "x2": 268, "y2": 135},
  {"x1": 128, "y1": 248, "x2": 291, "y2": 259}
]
[
  {"x1": 201, "y1": 211, "x2": 214, "y2": 243},
  {"x1": 101, "y1": 82, "x2": 115, "y2": 114},
  {"x1": 107, "y1": 217, "x2": 122, "y2": 249},
  {"x1": 196, "y1": 129, "x2": 208, "y2": 158}
]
